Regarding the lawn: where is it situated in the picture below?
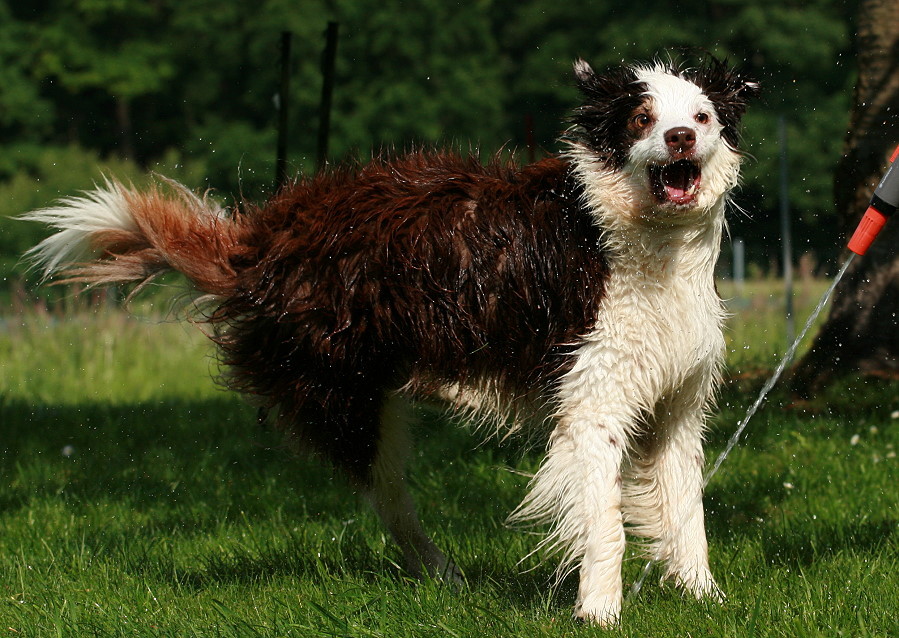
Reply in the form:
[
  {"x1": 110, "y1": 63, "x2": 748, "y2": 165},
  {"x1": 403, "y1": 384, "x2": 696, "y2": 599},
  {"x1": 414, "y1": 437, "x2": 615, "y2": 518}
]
[{"x1": 1, "y1": 279, "x2": 897, "y2": 636}]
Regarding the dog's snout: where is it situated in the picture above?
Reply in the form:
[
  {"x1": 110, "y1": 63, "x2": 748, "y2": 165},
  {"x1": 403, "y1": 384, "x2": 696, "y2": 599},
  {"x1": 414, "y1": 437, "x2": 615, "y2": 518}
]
[{"x1": 665, "y1": 127, "x2": 696, "y2": 157}]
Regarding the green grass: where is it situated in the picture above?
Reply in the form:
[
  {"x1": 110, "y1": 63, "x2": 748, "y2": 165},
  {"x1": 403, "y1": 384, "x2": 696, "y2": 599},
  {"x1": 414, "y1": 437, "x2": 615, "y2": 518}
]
[
  {"x1": 1, "y1": 281, "x2": 898, "y2": 636},
  {"x1": 718, "y1": 276, "x2": 833, "y2": 374}
]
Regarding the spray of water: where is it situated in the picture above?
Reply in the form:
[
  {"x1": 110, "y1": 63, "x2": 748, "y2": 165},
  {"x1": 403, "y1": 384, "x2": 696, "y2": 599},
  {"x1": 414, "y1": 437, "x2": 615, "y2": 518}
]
[{"x1": 626, "y1": 252, "x2": 856, "y2": 600}]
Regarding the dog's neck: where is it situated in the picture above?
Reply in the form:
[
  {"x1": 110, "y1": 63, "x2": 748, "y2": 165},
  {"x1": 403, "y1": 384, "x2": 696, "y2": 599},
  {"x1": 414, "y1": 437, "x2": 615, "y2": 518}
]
[
  {"x1": 572, "y1": 173, "x2": 726, "y2": 286},
  {"x1": 604, "y1": 207, "x2": 725, "y2": 285},
  {"x1": 566, "y1": 144, "x2": 734, "y2": 288}
]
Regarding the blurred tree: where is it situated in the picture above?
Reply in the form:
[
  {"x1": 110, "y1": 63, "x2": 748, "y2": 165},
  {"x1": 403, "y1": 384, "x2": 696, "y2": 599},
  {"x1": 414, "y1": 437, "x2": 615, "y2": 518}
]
[
  {"x1": 328, "y1": 0, "x2": 507, "y2": 158},
  {"x1": 22, "y1": 0, "x2": 175, "y2": 161},
  {"x1": 0, "y1": 4, "x2": 53, "y2": 148},
  {"x1": 0, "y1": 0, "x2": 858, "y2": 265},
  {"x1": 792, "y1": 0, "x2": 899, "y2": 389}
]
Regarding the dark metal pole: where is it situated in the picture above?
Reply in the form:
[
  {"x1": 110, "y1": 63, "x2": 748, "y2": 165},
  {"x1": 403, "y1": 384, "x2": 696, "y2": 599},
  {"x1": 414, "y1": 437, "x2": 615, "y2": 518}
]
[
  {"x1": 524, "y1": 114, "x2": 535, "y2": 164},
  {"x1": 317, "y1": 21, "x2": 339, "y2": 171},
  {"x1": 275, "y1": 31, "x2": 292, "y2": 191},
  {"x1": 779, "y1": 115, "x2": 795, "y2": 345}
]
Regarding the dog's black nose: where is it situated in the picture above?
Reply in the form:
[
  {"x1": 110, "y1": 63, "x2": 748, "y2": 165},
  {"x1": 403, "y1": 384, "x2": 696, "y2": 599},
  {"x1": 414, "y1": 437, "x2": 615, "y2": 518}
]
[{"x1": 665, "y1": 127, "x2": 696, "y2": 156}]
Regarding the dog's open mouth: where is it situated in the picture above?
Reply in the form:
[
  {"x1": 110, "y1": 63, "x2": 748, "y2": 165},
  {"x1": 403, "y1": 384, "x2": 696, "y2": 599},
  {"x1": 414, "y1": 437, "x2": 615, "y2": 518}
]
[{"x1": 648, "y1": 160, "x2": 702, "y2": 206}]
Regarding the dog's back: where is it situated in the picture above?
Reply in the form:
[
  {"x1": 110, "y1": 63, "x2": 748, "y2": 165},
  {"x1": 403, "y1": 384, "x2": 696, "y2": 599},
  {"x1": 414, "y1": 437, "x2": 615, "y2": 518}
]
[{"x1": 220, "y1": 154, "x2": 607, "y2": 426}]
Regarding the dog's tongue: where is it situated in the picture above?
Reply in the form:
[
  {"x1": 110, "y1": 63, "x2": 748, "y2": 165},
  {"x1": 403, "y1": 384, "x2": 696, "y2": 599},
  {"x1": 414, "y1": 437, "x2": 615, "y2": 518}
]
[
  {"x1": 657, "y1": 160, "x2": 701, "y2": 205},
  {"x1": 665, "y1": 184, "x2": 690, "y2": 202}
]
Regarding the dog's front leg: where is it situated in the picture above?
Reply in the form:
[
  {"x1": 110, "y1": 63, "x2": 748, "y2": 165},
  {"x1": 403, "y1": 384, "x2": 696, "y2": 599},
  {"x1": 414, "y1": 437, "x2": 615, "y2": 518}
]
[
  {"x1": 512, "y1": 407, "x2": 631, "y2": 627},
  {"x1": 652, "y1": 408, "x2": 721, "y2": 601},
  {"x1": 568, "y1": 415, "x2": 628, "y2": 626}
]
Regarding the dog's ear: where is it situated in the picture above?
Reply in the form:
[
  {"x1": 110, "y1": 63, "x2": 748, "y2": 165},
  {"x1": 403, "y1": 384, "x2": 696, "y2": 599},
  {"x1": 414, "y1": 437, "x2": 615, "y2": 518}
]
[
  {"x1": 572, "y1": 59, "x2": 640, "y2": 103},
  {"x1": 689, "y1": 58, "x2": 760, "y2": 119},
  {"x1": 686, "y1": 58, "x2": 759, "y2": 149},
  {"x1": 569, "y1": 60, "x2": 645, "y2": 169},
  {"x1": 573, "y1": 58, "x2": 596, "y2": 85}
]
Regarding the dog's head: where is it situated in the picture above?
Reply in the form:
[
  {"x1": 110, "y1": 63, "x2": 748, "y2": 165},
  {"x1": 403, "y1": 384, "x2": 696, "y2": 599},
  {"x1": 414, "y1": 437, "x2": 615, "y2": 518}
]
[{"x1": 567, "y1": 57, "x2": 759, "y2": 225}]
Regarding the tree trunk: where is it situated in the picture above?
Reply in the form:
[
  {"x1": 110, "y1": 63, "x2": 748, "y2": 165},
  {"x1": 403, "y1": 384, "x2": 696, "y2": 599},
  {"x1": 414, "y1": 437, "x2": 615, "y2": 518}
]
[
  {"x1": 791, "y1": 0, "x2": 899, "y2": 392},
  {"x1": 115, "y1": 95, "x2": 135, "y2": 161}
]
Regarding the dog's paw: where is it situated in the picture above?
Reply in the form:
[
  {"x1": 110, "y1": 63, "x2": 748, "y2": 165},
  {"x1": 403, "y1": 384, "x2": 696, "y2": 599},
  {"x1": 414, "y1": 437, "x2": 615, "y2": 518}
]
[
  {"x1": 666, "y1": 569, "x2": 725, "y2": 604},
  {"x1": 573, "y1": 595, "x2": 622, "y2": 628},
  {"x1": 431, "y1": 559, "x2": 465, "y2": 586},
  {"x1": 404, "y1": 550, "x2": 465, "y2": 586},
  {"x1": 690, "y1": 578, "x2": 725, "y2": 604}
]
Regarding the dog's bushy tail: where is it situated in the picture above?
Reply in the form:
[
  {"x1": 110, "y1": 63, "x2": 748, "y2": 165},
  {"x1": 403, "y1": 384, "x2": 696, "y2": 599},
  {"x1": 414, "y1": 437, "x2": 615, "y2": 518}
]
[{"x1": 21, "y1": 179, "x2": 241, "y2": 297}]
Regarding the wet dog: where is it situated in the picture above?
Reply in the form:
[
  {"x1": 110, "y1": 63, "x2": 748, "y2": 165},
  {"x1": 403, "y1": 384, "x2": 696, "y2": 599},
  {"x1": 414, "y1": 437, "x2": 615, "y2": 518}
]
[{"x1": 24, "y1": 57, "x2": 757, "y2": 625}]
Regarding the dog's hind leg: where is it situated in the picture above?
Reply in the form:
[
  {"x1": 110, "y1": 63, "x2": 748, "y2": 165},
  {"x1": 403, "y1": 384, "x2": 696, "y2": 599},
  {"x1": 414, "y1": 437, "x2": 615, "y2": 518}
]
[
  {"x1": 366, "y1": 396, "x2": 461, "y2": 582},
  {"x1": 296, "y1": 385, "x2": 456, "y2": 581}
]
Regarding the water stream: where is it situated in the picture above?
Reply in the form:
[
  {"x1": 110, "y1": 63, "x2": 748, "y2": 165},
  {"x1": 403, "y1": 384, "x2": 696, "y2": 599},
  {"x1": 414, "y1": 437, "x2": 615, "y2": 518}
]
[{"x1": 626, "y1": 252, "x2": 857, "y2": 601}]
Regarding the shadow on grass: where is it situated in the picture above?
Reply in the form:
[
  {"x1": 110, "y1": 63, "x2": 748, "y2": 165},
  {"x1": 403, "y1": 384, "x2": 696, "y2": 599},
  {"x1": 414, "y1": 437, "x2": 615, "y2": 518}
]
[
  {"x1": 120, "y1": 530, "x2": 395, "y2": 590},
  {"x1": 1, "y1": 395, "x2": 551, "y2": 597},
  {"x1": 704, "y1": 471, "x2": 791, "y2": 541},
  {"x1": 711, "y1": 374, "x2": 899, "y2": 449},
  {"x1": 0, "y1": 396, "x2": 356, "y2": 521},
  {"x1": 760, "y1": 517, "x2": 897, "y2": 567},
  {"x1": 14, "y1": 384, "x2": 894, "y2": 614},
  {"x1": 137, "y1": 536, "x2": 576, "y2": 616}
]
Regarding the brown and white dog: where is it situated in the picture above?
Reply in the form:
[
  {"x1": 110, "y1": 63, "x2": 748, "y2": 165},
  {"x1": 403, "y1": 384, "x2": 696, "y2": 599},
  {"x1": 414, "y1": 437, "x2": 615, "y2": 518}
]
[{"x1": 23, "y1": 57, "x2": 758, "y2": 625}]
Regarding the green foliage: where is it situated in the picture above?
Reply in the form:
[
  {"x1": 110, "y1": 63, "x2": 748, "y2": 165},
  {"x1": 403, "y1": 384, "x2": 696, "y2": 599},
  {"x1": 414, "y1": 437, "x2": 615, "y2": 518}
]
[
  {"x1": 0, "y1": 145, "x2": 209, "y2": 291},
  {"x1": 0, "y1": 5, "x2": 52, "y2": 137},
  {"x1": 0, "y1": 0, "x2": 858, "y2": 264},
  {"x1": 28, "y1": 0, "x2": 174, "y2": 96},
  {"x1": 332, "y1": 0, "x2": 507, "y2": 155}
]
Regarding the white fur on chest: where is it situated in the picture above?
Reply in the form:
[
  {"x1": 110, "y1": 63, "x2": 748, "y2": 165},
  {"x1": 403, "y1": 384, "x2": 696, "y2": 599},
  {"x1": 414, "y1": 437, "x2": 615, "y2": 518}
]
[{"x1": 557, "y1": 220, "x2": 725, "y2": 431}]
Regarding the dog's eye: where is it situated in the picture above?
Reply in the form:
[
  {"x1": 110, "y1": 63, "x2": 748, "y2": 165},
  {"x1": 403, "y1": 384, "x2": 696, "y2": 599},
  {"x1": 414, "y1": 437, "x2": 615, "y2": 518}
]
[
  {"x1": 632, "y1": 113, "x2": 652, "y2": 129},
  {"x1": 695, "y1": 112, "x2": 710, "y2": 124}
]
